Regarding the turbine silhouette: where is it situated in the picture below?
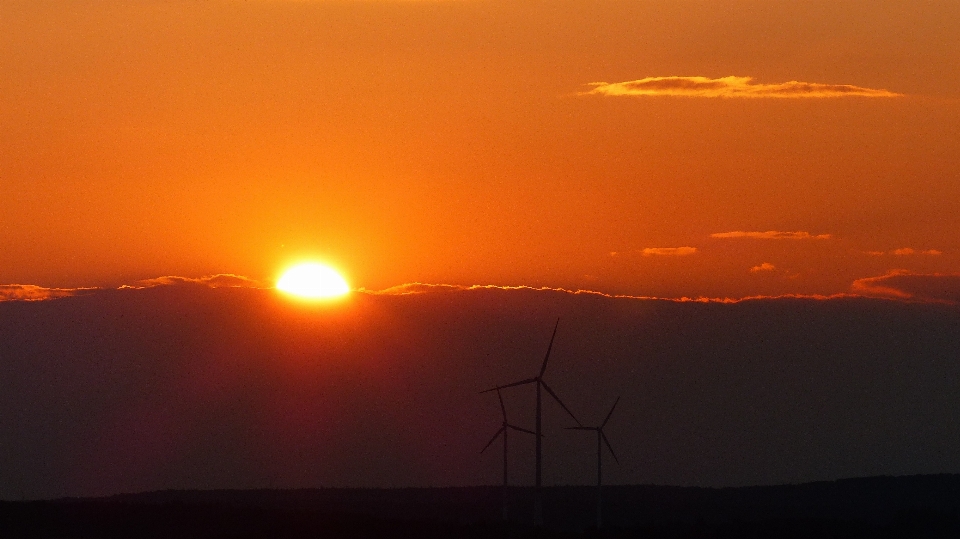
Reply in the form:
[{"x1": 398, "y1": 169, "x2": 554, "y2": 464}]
[
  {"x1": 480, "y1": 388, "x2": 538, "y2": 520},
  {"x1": 566, "y1": 396, "x2": 620, "y2": 530},
  {"x1": 481, "y1": 319, "x2": 581, "y2": 526}
]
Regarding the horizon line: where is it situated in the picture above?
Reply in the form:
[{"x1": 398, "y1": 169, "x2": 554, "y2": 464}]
[{"x1": 0, "y1": 274, "x2": 943, "y2": 305}]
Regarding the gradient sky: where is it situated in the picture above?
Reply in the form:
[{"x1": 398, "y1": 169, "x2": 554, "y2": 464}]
[{"x1": 3, "y1": 0, "x2": 959, "y2": 298}]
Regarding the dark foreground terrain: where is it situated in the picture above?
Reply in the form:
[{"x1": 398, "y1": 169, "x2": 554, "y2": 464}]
[{"x1": 4, "y1": 475, "x2": 960, "y2": 538}]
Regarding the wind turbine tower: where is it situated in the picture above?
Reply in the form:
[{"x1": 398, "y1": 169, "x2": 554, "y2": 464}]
[
  {"x1": 481, "y1": 388, "x2": 537, "y2": 520},
  {"x1": 481, "y1": 319, "x2": 581, "y2": 526},
  {"x1": 567, "y1": 396, "x2": 620, "y2": 530}
]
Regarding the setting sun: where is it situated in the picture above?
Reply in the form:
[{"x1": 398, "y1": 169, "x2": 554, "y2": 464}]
[{"x1": 276, "y1": 263, "x2": 350, "y2": 299}]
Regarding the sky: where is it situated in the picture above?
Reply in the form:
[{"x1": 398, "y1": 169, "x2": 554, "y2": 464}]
[
  {"x1": 3, "y1": 0, "x2": 960, "y2": 500},
  {"x1": 3, "y1": 0, "x2": 959, "y2": 299}
]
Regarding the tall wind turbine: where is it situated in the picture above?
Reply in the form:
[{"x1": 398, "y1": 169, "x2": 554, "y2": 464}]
[
  {"x1": 481, "y1": 319, "x2": 581, "y2": 526},
  {"x1": 566, "y1": 396, "x2": 620, "y2": 530},
  {"x1": 480, "y1": 388, "x2": 538, "y2": 520}
]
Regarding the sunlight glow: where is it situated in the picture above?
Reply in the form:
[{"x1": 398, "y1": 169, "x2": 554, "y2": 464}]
[{"x1": 276, "y1": 263, "x2": 350, "y2": 299}]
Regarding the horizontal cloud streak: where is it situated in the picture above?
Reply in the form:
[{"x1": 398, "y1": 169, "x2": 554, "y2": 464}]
[
  {"x1": 866, "y1": 248, "x2": 944, "y2": 256},
  {"x1": 711, "y1": 231, "x2": 831, "y2": 240},
  {"x1": 641, "y1": 247, "x2": 698, "y2": 256},
  {"x1": 0, "y1": 274, "x2": 266, "y2": 302},
  {"x1": 892, "y1": 248, "x2": 943, "y2": 256},
  {"x1": 363, "y1": 282, "x2": 851, "y2": 304},
  {"x1": 584, "y1": 76, "x2": 902, "y2": 99},
  {"x1": 851, "y1": 270, "x2": 960, "y2": 304},
  {"x1": 10, "y1": 274, "x2": 953, "y2": 305},
  {"x1": 122, "y1": 274, "x2": 267, "y2": 290},
  {"x1": 0, "y1": 284, "x2": 98, "y2": 302},
  {"x1": 364, "y1": 282, "x2": 646, "y2": 298}
]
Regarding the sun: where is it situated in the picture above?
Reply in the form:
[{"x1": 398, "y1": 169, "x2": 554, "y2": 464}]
[{"x1": 276, "y1": 263, "x2": 350, "y2": 299}]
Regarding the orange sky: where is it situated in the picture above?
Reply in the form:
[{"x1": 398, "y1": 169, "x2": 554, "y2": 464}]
[{"x1": 3, "y1": 0, "x2": 959, "y2": 298}]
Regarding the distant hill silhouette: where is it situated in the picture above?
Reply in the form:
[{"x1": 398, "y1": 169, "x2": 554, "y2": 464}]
[{"x1": 4, "y1": 475, "x2": 960, "y2": 537}]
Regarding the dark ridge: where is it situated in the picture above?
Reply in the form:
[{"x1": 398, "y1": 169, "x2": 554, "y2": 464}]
[{"x1": 5, "y1": 475, "x2": 960, "y2": 537}]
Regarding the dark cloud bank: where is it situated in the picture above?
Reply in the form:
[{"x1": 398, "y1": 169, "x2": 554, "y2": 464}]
[{"x1": 1, "y1": 284, "x2": 959, "y2": 500}]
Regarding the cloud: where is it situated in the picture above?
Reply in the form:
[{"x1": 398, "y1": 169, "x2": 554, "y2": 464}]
[
  {"x1": 365, "y1": 282, "x2": 632, "y2": 298},
  {"x1": 750, "y1": 263, "x2": 776, "y2": 273},
  {"x1": 123, "y1": 274, "x2": 267, "y2": 290},
  {"x1": 583, "y1": 76, "x2": 902, "y2": 99},
  {"x1": 865, "y1": 248, "x2": 943, "y2": 256},
  {"x1": 11, "y1": 273, "x2": 946, "y2": 306},
  {"x1": 711, "y1": 231, "x2": 831, "y2": 240},
  {"x1": 608, "y1": 248, "x2": 698, "y2": 258},
  {"x1": 1, "y1": 274, "x2": 266, "y2": 302},
  {"x1": 0, "y1": 284, "x2": 98, "y2": 302},
  {"x1": 365, "y1": 283, "x2": 466, "y2": 295},
  {"x1": 363, "y1": 282, "x2": 855, "y2": 305},
  {"x1": 851, "y1": 270, "x2": 960, "y2": 304},
  {"x1": 892, "y1": 248, "x2": 943, "y2": 256},
  {"x1": 641, "y1": 247, "x2": 698, "y2": 256},
  {"x1": 0, "y1": 277, "x2": 853, "y2": 305}
]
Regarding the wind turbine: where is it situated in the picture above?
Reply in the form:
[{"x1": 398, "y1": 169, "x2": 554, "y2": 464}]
[
  {"x1": 480, "y1": 388, "x2": 538, "y2": 520},
  {"x1": 566, "y1": 396, "x2": 620, "y2": 530},
  {"x1": 481, "y1": 319, "x2": 581, "y2": 526}
]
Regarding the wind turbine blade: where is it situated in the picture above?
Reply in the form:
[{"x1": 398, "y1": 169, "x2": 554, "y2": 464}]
[
  {"x1": 479, "y1": 378, "x2": 536, "y2": 393},
  {"x1": 481, "y1": 427, "x2": 505, "y2": 454},
  {"x1": 601, "y1": 431, "x2": 619, "y2": 464},
  {"x1": 506, "y1": 424, "x2": 539, "y2": 436},
  {"x1": 540, "y1": 380, "x2": 581, "y2": 426},
  {"x1": 497, "y1": 388, "x2": 507, "y2": 422},
  {"x1": 601, "y1": 396, "x2": 620, "y2": 428},
  {"x1": 538, "y1": 319, "x2": 561, "y2": 378}
]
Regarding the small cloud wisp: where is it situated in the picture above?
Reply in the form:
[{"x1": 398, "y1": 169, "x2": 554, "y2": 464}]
[
  {"x1": 892, "y1": 248, "x2": 943, "y2": 256},
  {"x1": 122, "y1": 274, "x2": 267, "y2": 290},
  {"x1": 711, "y1": 231, "x2": 831, "y2": 240},
  {"x1": 583, "y1": 76, "x2": 902, "y2": 99},
  {"x1": 641, "y1": 247, "x2": 698, "y2": 256},
  {"x1": 851, "y1": 270, "x2": 960, "y2": 304},
  {"x1": 0, "y1": 284, "x2": 98, "y2": 302},
  {"x1": 1, "y1": 274, "x2": 266, "y2": 302},
  {"x1": 866, "y1": 248, "x2": 943, "y2": 256}
]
